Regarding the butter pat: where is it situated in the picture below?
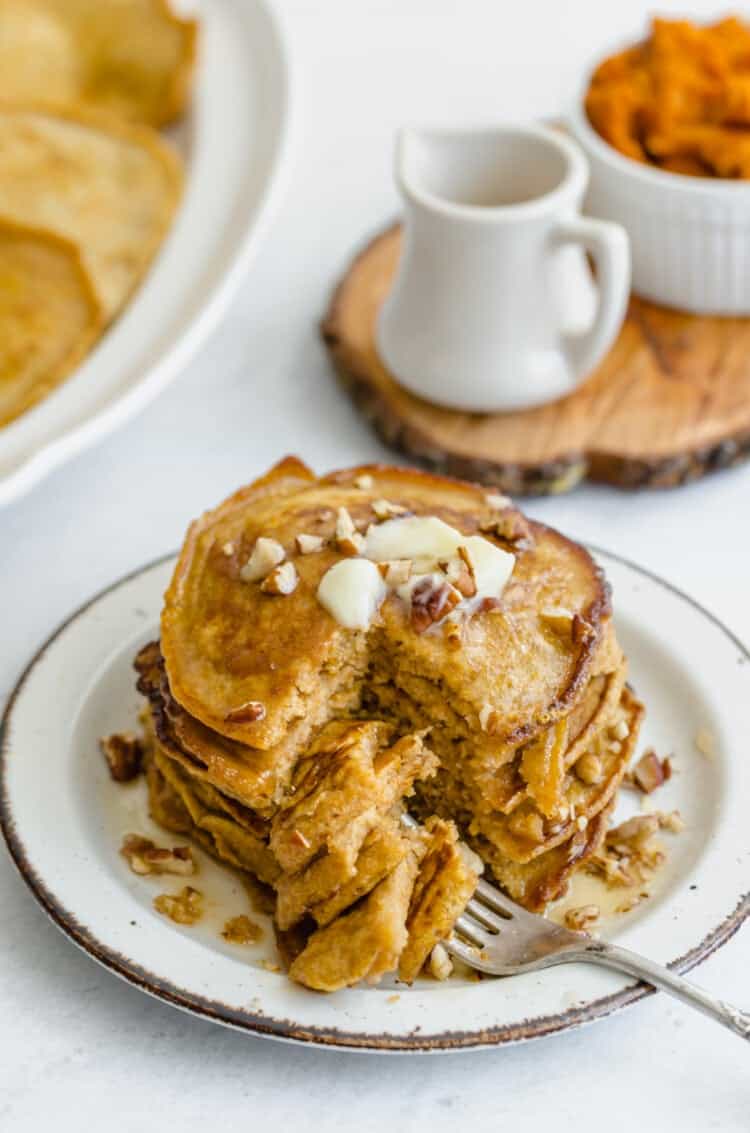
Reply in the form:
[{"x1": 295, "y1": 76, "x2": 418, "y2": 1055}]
[
  {"x1": 317, "y1": 558, "x2": 387, "y2": 629},
  {"x1": 365, "y1": 516, "x2": 461, "y2": 571},
  {"x1": 366, "y1": 517, "x2": 514, "y2": 606},
  {"x1": 460, "y1": 534, "x2": 514, "y2": 602},
  {"x1": 317, "y1": 514, "x2": 515, "y2": 632}
]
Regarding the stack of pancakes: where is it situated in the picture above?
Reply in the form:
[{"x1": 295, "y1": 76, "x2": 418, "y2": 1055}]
[{"x1": 135, "y1": 458, "x2": 642, "y2": 991}]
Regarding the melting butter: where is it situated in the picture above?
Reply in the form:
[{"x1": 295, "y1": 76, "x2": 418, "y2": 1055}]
[
  {"x1": 316, "y1": 514, "x2": 515, "y2": 631},
  {"x1": 316, "y1": 558, "x2": 387, "y2": 629},
  {"x1": 366, "y1": 517, "x2": 515, "y2": 607}
]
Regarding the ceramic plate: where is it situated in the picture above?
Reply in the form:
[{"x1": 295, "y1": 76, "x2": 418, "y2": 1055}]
[
  {"x1": 1, "y1": 549, "x2": 748, "y2": 1052},
  {"x1": 0, "y1": 0, "x2": 292, "y2": 506}
]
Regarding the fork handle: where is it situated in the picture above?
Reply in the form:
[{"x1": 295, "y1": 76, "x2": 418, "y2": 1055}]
[{"x1": 578, "y1": 941, "x2": 750, "y2": 1039}]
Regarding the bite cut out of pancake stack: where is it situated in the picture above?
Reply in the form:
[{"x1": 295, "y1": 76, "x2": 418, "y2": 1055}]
[{"x1": 135, "y1": 458, "x2": 642, "y2": 991}]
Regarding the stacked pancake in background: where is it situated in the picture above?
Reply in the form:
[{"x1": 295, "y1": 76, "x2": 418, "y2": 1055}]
[
  {"x1": 0, "y1": 0, "x2": 196, "y2": 427},
  {"x1": 134, "y1": 458, "x2": 643, "y2": 991}
]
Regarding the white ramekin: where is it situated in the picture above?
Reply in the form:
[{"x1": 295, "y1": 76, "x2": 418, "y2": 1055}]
[{"x1": 569, "y1": 94, "x2": 750, "y2": 315}]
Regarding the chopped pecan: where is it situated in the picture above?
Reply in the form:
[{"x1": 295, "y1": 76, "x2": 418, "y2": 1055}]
[
  {"x1": 260, "y1": 561, "x2": 299, "y2": 595},
  {"x1": 586, "y1": 811, "x2": 678, "y2": 890},
  {"x1": 443, "y1": 619, "x2": 462, "y2": 651},
  {"x1": 335, "y1": 507, "x2": 365, "y2": 555},
  {"x1": 450, "y1": 546, "x2": 478, "y2": 598},
  {"x1": 508, "y1": 809, "x2": 545, "y2": 842},
  {"x1": 379, "y1": 558, "x2": 412, "y2": 587},
  {"x1": 153, "y1": 886, "x2": 203, "y2": 925},
  {"x1": 372, "y1": 498, "x2": 409, "y2": 520},
  {"x1": 478, "y1": 596, "x2": 502, "y2": 614},
  {"x1": 609, "y1": 814, "x2": 660, "y2": 847},
  {"x1": 335, "y1": 506, "x2": 356, "y2": 539},
  {"x1": 339, "y1": 532, "x2": 366, "y2": 556},
  {"x1": 225, "y1": 700, "x2": 266, "y2": 724},
  {"x1": 295, "y1": 532, "x2": 324, "y2": 554},
  {"x1": 429, "y1": 942, "x2": 453, "y2": 981},
  {"x1": 479, "y1": 509, "x2": 533, "y2": 548},
  {"x1": 659, "y1": 809, "x2": 685, "y2": 833},
  {"x1": 100, "y1": 732, "x2": 144, "y2": 782},
  {"x1": 485, "y1": 492, "x2": 512, "y2": 510},
  {"x1": 121, "y1": 834, "x2": 195, "y2": 877},
  {"x1": 564, "y1": 904, "x2": 600, "y2": 932},
  {"x1": 575, "y1": 751, "x2": 603, "y2": 784},
  {"x1": 410, "y1": 577, "x2": 461, "y2": 632},
  {"x1": 629, "y1": 749, "x2": 671, "y2": 793},
  {"x1": 240, "y1": 536, "x2": 286, "y2": 582}
]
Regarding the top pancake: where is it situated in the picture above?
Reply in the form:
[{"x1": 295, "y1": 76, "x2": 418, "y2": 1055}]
[{"x1": 161, "y1": 458, "x2": 611, "y2": 751}]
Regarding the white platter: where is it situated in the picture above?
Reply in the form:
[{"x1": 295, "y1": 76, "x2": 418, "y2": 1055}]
[
  {"x1": 0, "y1": 0, "x2": 292, "y2": 506},
  {"x1": 1, "y1": 548, "x2": 748, "y2": 1052}
]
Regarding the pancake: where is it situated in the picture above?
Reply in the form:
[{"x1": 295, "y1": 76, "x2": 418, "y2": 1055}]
[
  {"x1": 0, "y1": 105, "x2": 182, "y2": 321},
  {"x1": 0, "y1": 219, "x2": 101, "y2": 427},
  {"x1": 0, "y1": 0, "x2": 197, "y2": 127},
  {"x1": 161, "y1": 459, "x2": 611, "y2": 750},
  {"x1": 398, "y1": 817, "x2": 483, "y2": 984},
  {"x1": 131, "y1": 458, "x2": 645, "y2": 990}
]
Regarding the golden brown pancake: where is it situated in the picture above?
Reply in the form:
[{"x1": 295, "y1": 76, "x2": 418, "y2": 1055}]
[
  {"x1": 0, "y1": 219, "x2": 102, "y2": 426},
  {"x1": 0, "y1": 0, "x2": 197, "y2": 127},
  {"x1": 0, "y1": 105, "x2": 182, "y2": 321},
  {"x1": 161, "y1": 459, "x2": 612, "y2": 751}
]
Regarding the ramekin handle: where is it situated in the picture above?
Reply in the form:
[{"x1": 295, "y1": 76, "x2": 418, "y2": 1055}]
[{"x1": 554, "y1": 217, "x2": 630, "y2": 380}]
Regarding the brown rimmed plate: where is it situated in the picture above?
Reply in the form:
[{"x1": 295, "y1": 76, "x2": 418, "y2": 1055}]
[{"x1": 1, "y1": 549, "x2": 747, "y2": 1052}]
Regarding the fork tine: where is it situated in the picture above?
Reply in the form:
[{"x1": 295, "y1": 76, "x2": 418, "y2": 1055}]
[
  {"x1": 454, "y1": 913, "x2": 488, "y2": 949},
  {"x1": 475, "y1": 878, "x2": 535, "y2": 921},
  {"x1": 465, "y1": 899, "x2": 505, "y2": 933},
  {"x1": 444, "y1": 935, "x2": 480, "y2": 965}
]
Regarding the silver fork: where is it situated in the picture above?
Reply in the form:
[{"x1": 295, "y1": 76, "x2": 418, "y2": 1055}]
[
  {"x1": 448, "y1": 875, "x2": 749, "y2": 1039},
  {"x1": 401, "y1": 809, "x2": 748, "y2": 1037}
]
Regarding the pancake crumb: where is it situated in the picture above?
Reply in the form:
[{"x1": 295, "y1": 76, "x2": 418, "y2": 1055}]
[
  {"x1": 429, "y1": 943, "x2": 453, "y2": 981},
  {"x1": 222, "y1": 915, "x2": 263, "y2": 945},
  {"x1": 695, "y1": 727, "x2": 716, "y2": 760}
]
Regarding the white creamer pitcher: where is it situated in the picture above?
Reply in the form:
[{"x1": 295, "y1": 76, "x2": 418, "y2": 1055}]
[{"x1": 376, "y1": 124, "x2": 630, "y2": 412}]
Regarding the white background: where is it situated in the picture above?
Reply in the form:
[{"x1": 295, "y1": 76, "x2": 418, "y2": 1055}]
[{"x1": 1, "y1": 0, "x2": 748, "y2": 1128}]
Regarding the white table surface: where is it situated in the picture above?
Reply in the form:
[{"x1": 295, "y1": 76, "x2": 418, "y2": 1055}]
[{"x1": 1, "y1": 0, "x2": 748, "y2": 1127}]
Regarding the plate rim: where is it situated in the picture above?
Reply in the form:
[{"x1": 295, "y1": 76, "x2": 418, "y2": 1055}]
[
  {"x1": 0, "y1": 0, "x2": 294, "y2": 507},
  {"x1": 1, "y1": 546, "x2": 748, "y2": 1053}
]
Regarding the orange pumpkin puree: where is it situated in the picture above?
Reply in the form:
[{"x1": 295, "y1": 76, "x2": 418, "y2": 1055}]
[{"x1": 585, "y1": 16, "x2": 750, "y2": 178}]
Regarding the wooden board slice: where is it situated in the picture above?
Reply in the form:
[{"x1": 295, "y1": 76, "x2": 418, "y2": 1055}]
[{"x1": 322, "y1": 223, "x2": 750, "y2": 494}]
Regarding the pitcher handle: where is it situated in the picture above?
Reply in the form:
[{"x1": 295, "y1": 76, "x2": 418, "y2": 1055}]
[{"x1": 553, "y1": 217, "x2": 630, "y2": 380}]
